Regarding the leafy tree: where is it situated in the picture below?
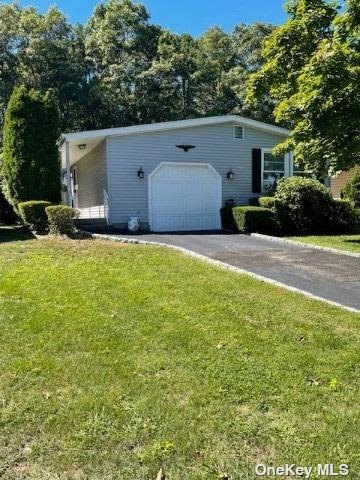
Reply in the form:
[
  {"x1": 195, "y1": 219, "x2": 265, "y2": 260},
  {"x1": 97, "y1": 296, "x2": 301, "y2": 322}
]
[
  {"x1": 231, "y1": 23, "x2": 276, "y2": 122},
  {"x1": 247, "y1": 0, "x2": 337, "y2": 107},
  {"x1": 2, "y1": 86, "x2": 61, "y2": 207},
  {"x1": 0, "y1": 4, "x2": 94, "y2": 137},
  {"x1": 0, "y1": 0, "x2": 279, "y2": 136},
  {"x1": 193, "y1": 27, "x2": 237, "y2": 115},
  {"x1": 274, "y1": 0, "x2": 360, "y2": 174},
  {"x1": 17, "y1": 6, "x2": 91, "y2": 133},
  {"x1": 148, "y1": 31, "x2": 199, "y2": 119},
  {"x1": 85, "y1": 0, "x2": 164, "y2": 126},
  {"x1": 0, "y1": 4, "x2": 22, "y2": 129},
  {"x1": 232, "y1": 23, "x2": 275, "y2": 72},
  {"x1": 247, "y1": 0, "x2": 359, "y2": 175}
]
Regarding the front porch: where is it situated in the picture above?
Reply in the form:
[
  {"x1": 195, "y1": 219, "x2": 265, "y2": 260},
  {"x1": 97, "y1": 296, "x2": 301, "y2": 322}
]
[
  {"x1": 59, "y1": 135, "x2": 109, "y2": 224},
  {"x1": 77, "y1": 203, "x2": 106, "y2": 220}
]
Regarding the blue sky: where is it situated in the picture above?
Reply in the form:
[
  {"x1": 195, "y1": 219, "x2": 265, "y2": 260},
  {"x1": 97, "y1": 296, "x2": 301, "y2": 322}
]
[{"x1": 3, "y1": 0, "x2": 287, "y2": 34}]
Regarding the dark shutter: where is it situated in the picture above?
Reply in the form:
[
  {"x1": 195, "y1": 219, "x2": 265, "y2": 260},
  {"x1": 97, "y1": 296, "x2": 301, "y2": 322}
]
[{"x1": 252, "y1": 148, "x2": 262, "y2": 193}]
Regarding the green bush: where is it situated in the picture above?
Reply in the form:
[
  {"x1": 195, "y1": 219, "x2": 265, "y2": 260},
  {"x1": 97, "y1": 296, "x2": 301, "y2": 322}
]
[
  {"x1": 0, "y1": 187, "x2": 17, "y2": 224},
  {"x1": 249, "y1": 197, "x2": 279, "y2": 209},
  {"x1": 274, "y1": 177, "x2": 334, "y2": 234},
  {"x1": 232, "y1": 206, "x2": 277, "y2": 234},
  {"x1": 220, "y1": 207, "x2": 237, "y2": 230},
  {"x1": 249, "y1": 197, "x2": 260, "y2": 206},
  {"x1": 18, "y1": 200, "x2": 51, "y2": 232},
  {"x1": 341, "y1": 169, "x2": 360, "y2": 208},
  {"x1": 46, "y1": 205, "x2": 79, "y2": 235},
  {"x1": 258, "y1": 196, "x2": 279, "y2": 209},
  {"x1": 328, "y1": 199, "x2": 360, "y2": 234}
]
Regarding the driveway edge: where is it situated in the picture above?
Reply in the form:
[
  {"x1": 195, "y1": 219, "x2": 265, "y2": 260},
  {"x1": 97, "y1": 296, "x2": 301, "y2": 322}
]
[
  {"x1": 84, "y1": 231, "x2": 359, "y2": 314},
  {"x1": 250, "y1": 233, "x2": 360, "y2": 258}
]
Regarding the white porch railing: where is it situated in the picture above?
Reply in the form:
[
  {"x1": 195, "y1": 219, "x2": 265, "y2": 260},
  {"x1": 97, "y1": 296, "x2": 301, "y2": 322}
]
[
  {"x1": 77, "y1": 205, "x2": 105, "y2": 219},
  {"x1": 76, "y1": 190, "x2": 110, "y2": 223},
  {"x1": 103, "y1": 189, "x2": 110, "y2": 225}
]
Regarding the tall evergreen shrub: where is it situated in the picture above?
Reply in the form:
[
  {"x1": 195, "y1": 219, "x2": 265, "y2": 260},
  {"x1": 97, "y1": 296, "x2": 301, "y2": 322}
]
[{"x1": 2, "y1": 85, "x2": 61, "y2": 208}]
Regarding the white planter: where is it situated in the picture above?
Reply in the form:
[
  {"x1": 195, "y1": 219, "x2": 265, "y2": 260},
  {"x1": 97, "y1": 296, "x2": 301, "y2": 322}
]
[{"x1": 128, "y1": 217, "x2": 140, "y2": 232}]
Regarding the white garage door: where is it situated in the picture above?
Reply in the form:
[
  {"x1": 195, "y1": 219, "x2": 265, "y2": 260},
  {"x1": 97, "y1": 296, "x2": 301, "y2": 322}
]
[{"x1": 149, "y1": 162, "x2": 222, "y2": 232}]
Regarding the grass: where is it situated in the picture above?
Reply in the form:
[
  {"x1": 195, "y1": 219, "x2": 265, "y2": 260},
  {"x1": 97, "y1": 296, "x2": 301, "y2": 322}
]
[
  {"x1": 287, "y1": 234, "x2": 360, "y2": 253},
  {"x1": 0, "y1": 227, "x2": 359, "y2": 479}
]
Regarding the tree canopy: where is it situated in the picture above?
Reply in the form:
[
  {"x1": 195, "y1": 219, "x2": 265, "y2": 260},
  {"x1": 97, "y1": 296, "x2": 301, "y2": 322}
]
[
  {"x1": 1, "y1": 0, "x2": 357, "y2": 175},
  {"x1": 247, "y1": 0, "x2": 360, "y2": 175},
  {"x1": 0, "y1": 0, "x2": 275, "y2": 140}
]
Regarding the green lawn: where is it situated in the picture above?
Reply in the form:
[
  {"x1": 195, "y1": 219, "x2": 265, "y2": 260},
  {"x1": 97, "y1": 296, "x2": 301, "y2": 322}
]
[
  {"x1": 0, "y1": 228, "x2": 359, "y2": 479},
  {"x1": 287, "y1": 234, "x2": 360, "y2": 253}
]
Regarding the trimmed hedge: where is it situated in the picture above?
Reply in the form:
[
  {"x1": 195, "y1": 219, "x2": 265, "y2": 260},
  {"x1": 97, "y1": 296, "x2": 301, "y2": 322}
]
[
  {"x1": 249, "y1": 197, "x2": 260, "y2": 206},
  {"x1": 220, "y1": 207, "x2": 237, "y2": 230},
  {"x1": 328, "y1": 199, "x2": 360, "y2": 234},
  {"x1": 46, "y1": 205, "x2": 79, "y2": 235},
  {"x1": 18, "y1": 200, "x2": 51, "y2": 232},
  {"x1": 249, "y1": 197, "x2": 279, "y2": 209},
  {"x1": 247, "y1": 179, "x2": 360, "y2": 236},
  {"x1": 232, "y1": 206, "x2": 277, "y2": 234},
  {"x1": 258, "y1": 197, "x2": 279, "y2": 209}
]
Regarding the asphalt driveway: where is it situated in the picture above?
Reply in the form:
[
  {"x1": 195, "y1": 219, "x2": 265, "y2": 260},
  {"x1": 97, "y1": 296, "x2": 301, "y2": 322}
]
[{"x1": 100, "y1": 232, "x2": 360, "y2": 312}]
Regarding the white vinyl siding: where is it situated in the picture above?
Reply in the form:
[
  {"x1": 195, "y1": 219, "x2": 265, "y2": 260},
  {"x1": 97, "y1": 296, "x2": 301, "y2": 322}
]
[
  {"x1": 107, "y1": 123, "x2": 287, "y2": 225},
  {"x1": 71, "y1": 140, "x2": 107, "y2": 208}
]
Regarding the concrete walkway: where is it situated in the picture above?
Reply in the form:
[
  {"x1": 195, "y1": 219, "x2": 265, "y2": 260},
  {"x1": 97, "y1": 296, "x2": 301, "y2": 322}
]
[{"x1": 95, "y1": 232, "x2": 360, "y2": 312}]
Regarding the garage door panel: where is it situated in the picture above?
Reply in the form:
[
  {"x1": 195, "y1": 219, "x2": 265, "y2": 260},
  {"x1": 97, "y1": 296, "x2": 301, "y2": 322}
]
[{"x1": 150, "y1": 163, "x2": 221, "y2": 232}]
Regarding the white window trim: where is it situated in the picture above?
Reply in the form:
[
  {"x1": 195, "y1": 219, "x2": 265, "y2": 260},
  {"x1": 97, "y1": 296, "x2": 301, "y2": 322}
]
[
  {"x1": 290, "y1": 152, "x2": 316, "y2": 178},
  {"x1": 233, "y1": 125, "x2": 244, "y2": 140},
  {"x1": 261, "y1": 149, "x2": 290, "y2": 192},
  {"x1": 289, "y1": 151, "x2": 295, "y2": 176}
]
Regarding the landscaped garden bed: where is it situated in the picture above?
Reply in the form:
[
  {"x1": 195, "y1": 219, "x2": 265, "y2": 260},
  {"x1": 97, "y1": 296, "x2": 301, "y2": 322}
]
[{"x1": 221, "y1": 177, "x2": 360, "y2": 240}]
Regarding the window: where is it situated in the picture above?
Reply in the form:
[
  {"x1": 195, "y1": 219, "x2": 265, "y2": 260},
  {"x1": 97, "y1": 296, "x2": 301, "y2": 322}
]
[
  {"x1": 233, "y1": 125, "x2": 244, "y2": 139},
  {"x1": 262, "y1": 150, "x2": 285, "y2": 192},
  {"x1": 293, "y1": 163, "x2": 313, "y2": 178}
]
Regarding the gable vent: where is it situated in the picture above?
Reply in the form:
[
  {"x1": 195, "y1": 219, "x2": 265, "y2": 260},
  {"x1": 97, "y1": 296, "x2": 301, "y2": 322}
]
[{"x1": 233, "y1": 125, "x2": 244, "y2": 139}]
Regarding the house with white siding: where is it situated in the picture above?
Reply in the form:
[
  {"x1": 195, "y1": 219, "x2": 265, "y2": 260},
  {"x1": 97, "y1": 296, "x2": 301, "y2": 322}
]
[{"x1": 59, "y1": 115, "x2": 297, "y2": 232}]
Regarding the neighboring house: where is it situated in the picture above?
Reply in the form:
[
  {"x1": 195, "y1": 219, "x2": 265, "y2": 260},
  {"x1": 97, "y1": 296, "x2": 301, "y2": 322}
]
[
  {"x1": 59, "y1": 115, "x2": 297, "y2": 232},
  {"x1": 330, "y1": 166, "x2": 359, "y2": 198}
]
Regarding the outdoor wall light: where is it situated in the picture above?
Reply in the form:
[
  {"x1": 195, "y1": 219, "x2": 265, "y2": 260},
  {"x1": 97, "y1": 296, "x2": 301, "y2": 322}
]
[
  {"x1": 137, "y1": 167, "x2": 145, "y2": 179},
  {"x1": 227, "y1": 169, "x2": 234, "y2": 180},
  {"x1": 78, "y1": 144, "x2": 87, "y2": 150}
]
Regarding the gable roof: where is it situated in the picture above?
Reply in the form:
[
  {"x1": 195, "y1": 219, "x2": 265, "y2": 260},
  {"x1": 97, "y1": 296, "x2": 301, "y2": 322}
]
[{"x1": 61, "y1": 115, "x2": 289, "y2": 143}]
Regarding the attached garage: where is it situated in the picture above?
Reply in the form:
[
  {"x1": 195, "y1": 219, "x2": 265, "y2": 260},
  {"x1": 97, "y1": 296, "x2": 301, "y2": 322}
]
[{"x1": 148, "y1": 162, "x2": 222, "y2": 232}]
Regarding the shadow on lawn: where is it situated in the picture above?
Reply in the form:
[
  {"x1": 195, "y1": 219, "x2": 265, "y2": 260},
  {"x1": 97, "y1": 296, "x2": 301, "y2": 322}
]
[
  {"x1": 0, "y1": 225, "x2": 35, "y2": 243},
  {"x1": 344, "y1": 239, "x2": 360, "y2": 245}
]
